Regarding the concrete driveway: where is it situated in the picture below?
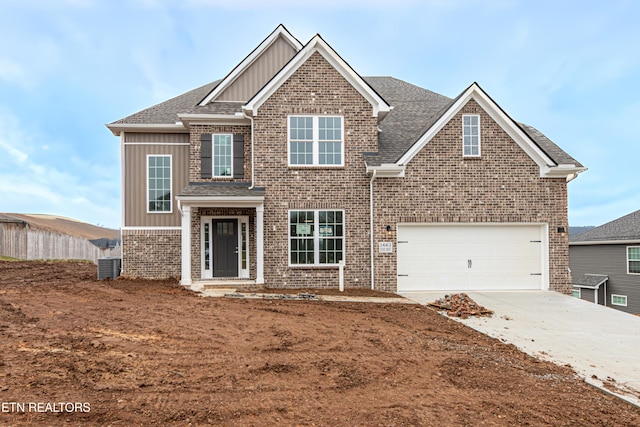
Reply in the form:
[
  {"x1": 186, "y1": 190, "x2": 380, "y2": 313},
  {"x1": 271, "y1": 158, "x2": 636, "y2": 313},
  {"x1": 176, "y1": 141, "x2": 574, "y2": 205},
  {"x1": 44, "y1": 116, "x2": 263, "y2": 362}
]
[{"x1": 401, "y1": 290, "x2": 640, "y2": 407}]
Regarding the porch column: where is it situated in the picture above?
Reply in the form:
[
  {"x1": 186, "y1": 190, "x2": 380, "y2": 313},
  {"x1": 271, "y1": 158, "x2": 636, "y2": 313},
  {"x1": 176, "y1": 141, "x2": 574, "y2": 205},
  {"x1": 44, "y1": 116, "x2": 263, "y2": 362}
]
[
  {"x1": 180, "y1": 204, "x2": 192, "y2": 287},
  {"x1": 256, "y1": 203, "x2": 264, "y2": 284}
]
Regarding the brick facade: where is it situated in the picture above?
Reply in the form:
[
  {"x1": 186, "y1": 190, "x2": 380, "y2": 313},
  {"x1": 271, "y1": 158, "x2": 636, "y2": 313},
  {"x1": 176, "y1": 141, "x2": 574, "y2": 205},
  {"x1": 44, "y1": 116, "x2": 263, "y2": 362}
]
[
  {"x1": 372, "y1": 99, "x2": 571, "y2": 293},
  {"x1": 121, "y1": 229, "x2": 181, "y2": 279},
  {"x1": 189, "y1": 125, "x2": 251, "y2": 182},
  {"x1": 253, "y1": 51, "x2": 377, "y2": 289}
]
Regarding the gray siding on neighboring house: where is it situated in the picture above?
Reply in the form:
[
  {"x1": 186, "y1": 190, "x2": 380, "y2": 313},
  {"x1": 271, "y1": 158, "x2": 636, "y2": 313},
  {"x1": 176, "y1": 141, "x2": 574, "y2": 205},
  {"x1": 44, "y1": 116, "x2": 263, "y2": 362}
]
[
  {"x1": 124, "y1": 133, "x2": 189, "y2": 227},
  {"x1": 216, "y1": 36, "x2": 298, "y2": 102},
  {"x1": 570, "y1": 244, "x2": 640, "y2": 314}
]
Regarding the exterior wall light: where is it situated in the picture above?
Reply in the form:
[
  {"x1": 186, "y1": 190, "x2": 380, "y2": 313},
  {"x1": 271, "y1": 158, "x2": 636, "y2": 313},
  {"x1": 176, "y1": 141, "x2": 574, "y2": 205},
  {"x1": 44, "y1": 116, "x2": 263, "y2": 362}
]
[{"x1": 557, "y1": 226, "x2": 567, "y2": 234}]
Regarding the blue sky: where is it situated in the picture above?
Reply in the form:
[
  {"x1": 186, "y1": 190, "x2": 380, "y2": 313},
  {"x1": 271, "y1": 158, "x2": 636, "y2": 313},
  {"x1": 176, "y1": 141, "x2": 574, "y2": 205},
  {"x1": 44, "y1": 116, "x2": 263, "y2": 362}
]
[{"x1": 0, "y1": 0, "x2": 638, "y2": 230}]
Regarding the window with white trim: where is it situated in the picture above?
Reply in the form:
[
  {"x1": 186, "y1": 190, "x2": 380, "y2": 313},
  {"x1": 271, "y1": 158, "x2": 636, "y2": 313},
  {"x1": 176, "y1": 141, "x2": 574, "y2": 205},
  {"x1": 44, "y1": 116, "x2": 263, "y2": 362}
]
[
  {"x1": 627, "y1": 246, "x2": 640, "y2": 274},
  {"x1": 571, "y1": 289, "x2": 581, "y2": 298},
  {"x1": 147, "y1": 155, "x2": 172, "y2": 213},
  {"x1": 213, "y1": 134, "x2": 233, "y2": 177},
  {"x1": 611, "y1": 294, "x2": 628, "y2": 306},
  {"x1": 462, "y1": 114, "x2": 480, "y2": 157},
  {"x1": 289, "y1": 210, "x2": 344, "y2": 265},
  {"x1": 289, "y1": 116, "x2": 343, "y2": 166}
]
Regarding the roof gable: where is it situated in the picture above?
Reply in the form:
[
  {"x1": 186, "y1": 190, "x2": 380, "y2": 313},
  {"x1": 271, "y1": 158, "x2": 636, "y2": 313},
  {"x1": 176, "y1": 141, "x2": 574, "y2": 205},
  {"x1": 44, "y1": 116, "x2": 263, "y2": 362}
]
[
  {"x1": 395, "y1": 83, "x2": 585, "y2": 179},
  {"x1": 199, "y1": 25, "x2": 302, "y2": 105},
  {"x1": 243, "y1": 34, "x2": 391, "y2": 118}
]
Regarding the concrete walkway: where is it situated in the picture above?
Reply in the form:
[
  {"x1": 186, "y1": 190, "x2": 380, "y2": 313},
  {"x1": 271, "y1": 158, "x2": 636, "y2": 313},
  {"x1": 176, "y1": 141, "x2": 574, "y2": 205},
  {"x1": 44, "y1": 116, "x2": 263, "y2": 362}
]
[{"x1": 401, "y1": 290, "x2": 640, "y2": 406}]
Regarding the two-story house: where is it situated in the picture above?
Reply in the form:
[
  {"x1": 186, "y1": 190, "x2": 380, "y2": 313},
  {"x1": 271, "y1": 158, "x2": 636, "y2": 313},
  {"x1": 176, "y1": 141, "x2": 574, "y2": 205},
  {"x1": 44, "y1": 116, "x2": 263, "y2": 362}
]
[
  {"x1": 107, "y1": 25, "x2": 585, "y2": 293},
  {"x1": 570, "y1": 210, "x2": 640, "y2": 314}
]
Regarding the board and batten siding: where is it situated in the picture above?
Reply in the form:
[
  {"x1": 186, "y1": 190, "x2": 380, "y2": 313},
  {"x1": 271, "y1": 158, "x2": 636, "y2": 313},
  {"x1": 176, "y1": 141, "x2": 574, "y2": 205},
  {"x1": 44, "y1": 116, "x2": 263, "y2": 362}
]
[
  {"x1": 216, "y1": 36, "x2": 298, "y2": 102},
  {"x1": 124, "y1": 133, "x2": 189, "y2": 227},
  {"x1": 570, "y1": 244, "x2": 640, "y2": 314}
]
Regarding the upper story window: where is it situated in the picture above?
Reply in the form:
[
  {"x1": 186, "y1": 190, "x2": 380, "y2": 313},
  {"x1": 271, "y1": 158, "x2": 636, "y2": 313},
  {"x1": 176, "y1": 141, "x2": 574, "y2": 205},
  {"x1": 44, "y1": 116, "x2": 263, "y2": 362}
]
[
  {"x1": 147, "y1": 155, "x2": 172, "y2": 213},
  {"x1": 289, "y1": 116, "x2": 343, "y2": 166},
  {"x1": 627, "y1": 246, "x2": 640, "y2": 274},
  {"x1": 213, "y1": 134, "x2": 233, "y2": 177},
  {"x1": 200, "y1": 133, "x2": 244, "y2": 179},
  {"x1": 462, "y1": 114, "x2": 480, "y2": 157}
]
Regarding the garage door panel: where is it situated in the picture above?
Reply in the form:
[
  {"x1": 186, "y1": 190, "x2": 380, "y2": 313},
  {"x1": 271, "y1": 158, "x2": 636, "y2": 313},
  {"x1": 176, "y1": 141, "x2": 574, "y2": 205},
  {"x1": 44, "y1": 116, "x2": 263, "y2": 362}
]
[{"x1": 397, "y1": 224, "x2": 545, "y2": 292}]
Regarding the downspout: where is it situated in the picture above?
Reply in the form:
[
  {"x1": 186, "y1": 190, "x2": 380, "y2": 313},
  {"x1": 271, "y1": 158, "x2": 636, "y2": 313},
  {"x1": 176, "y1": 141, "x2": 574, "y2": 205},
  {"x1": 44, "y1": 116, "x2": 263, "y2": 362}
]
[
  {"x1": 370, "y1": 169, "x2": 377, "y2": 290},
  {"x1": 243, "y1": 110, "x2": 256, "y2": 189}
]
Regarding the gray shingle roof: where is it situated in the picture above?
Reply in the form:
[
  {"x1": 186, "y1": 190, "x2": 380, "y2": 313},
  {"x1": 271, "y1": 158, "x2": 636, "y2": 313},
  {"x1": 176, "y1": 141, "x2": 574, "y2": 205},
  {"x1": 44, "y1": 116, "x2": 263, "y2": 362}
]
[
  {"x1": 573, "y1": 274, "x2": 609, "y2": 289},
  {"x1": 110, "y1": 75, "x2": 580, "y2": 168},
  {"x1": 110, "y1": 80, "x2": 222, "y2": 125},
  {"x1": 178, "y1": 182, "x2": 265, "y2": 198},
  {"x1": 570, "y1": 210, "x2": 640, "y2": 243}
]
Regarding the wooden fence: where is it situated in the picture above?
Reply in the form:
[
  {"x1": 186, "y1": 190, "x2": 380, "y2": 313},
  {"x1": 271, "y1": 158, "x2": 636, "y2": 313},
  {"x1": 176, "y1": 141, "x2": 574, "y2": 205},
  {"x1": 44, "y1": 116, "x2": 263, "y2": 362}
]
[{"x1": 0, "y1": 222, "x2": 120, "y2": 263}]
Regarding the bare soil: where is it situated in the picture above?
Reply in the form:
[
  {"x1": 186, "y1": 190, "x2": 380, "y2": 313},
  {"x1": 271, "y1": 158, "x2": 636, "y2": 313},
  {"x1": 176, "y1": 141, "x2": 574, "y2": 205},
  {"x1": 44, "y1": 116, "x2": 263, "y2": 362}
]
[{"x1": 1, "y1": 261, "x2": 639, "y2": 426}]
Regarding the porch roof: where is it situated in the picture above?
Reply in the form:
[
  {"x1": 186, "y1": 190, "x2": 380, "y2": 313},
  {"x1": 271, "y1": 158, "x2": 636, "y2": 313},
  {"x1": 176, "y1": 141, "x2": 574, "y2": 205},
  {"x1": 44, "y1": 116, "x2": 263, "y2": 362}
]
[{"x1": 177, "y1": 182, "x2": 265, "y2": 208}]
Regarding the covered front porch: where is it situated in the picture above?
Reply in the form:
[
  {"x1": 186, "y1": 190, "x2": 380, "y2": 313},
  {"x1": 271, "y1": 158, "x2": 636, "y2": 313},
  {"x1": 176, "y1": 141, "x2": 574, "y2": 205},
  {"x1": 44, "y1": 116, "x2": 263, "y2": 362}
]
[{"x1": 176, "y1": 182, "x2": 265, "y2": 291}]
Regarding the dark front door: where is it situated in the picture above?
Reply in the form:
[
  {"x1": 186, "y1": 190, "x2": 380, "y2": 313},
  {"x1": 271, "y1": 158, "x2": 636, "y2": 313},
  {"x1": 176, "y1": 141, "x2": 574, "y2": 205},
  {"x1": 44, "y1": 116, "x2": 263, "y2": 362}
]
[{"x1": 213, "y1": 219, "x2": 238, "y2": 277}]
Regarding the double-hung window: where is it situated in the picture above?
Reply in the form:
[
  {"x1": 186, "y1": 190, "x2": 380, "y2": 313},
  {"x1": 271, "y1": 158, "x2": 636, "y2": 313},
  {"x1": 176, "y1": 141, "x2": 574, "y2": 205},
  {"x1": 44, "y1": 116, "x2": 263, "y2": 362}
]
[
  {"x1": 289, "y1": 116, "x2": 343, "y2": 166},
  {"x1": 628, "y1": 246, "x2": 640, "y2": 274},
  {"x1": 213, "y1": 134, "x2": 233, "y2": 177},
  {"x1": 147, "y1": 155, "x2": 172, "y2": 213},
  {"x1": 289, "y1": 210, "x2": 344, "y2": 265},
  {"x1": 462, "y1": 114, "x2": 480, "y2": 157}
]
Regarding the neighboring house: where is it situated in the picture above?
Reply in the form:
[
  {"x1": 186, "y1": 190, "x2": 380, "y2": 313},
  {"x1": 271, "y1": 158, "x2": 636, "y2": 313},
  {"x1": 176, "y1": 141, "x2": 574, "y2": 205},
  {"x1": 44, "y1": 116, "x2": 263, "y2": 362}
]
[
  {"x1": 570, "y1": 210, "x2": 640, "y2": 314},
  {"x1": 107, "y1": 25, "x2": 585, "y2": 293}
]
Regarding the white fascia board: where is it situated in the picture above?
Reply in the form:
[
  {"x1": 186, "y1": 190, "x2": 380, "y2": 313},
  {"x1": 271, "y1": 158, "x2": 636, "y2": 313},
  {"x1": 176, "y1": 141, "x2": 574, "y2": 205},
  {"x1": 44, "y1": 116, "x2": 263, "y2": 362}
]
[
  {"x1": 244, "y1": 35, "x2": 391, "y2": 118},
  {"x1": 199, "y1": 25, "x2": 303, "y2": 106},
  {"x1": 397, "y1": 84, "x2": 556, "y2": 171},
  {"x1": 177, "y1": 113, "x2": 250, "y2": 126},
  {"x1": 366, "y1": 164, "x2": 405, "y2": 177},
  {"x1": 541, "y1": 164, "x2": 588, "y2": 179},
  {"x1": 569, "y1": 239, "x2": 640, "y2": 246},
  {"x1": 106, "y1": 123, "x2": 186, "y2": 136},
  {"x1": 176, "y1": 196, "x2": 265, "y2": 208}
]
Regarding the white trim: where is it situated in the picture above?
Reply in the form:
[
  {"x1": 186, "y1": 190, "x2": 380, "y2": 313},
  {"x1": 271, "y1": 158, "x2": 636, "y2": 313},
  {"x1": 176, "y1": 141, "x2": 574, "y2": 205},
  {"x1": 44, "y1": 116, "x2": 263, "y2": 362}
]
[
  {"x1": 146, "y1": 154, "x2": 173, "y2": 214},
  {"x1": 122, "y1": 226, "x2": 181, "y2": 231},
  {"x1": 199, "y1": 25, "x2": 303, "y2": 106},
  {"x1": 570, "y1": 239, "x2": 640, "y2": 246},
  {"x1": 462, "y1": 114, "x2": 481, "y2": 158},
  {"x1": 120, "y1": 132, "x2": 126, "y2": 229},
  {"x1": 180, "y1": 204, "x2": 192, "y2": 286},
  {"x1": 177, "y1": 113, "x2": 251, "y2": 127},
  {"x1": 120, "y1": 132, "x2": 126, "y2": 274},
  {"x1": 287, "y1": 115, "x2": 344, "y2": 167},
  {"x1": 243, "y1": 35, "x2": 390, "y2": 118},
  {"x1": 627, "y1": 246, "x2": 640, "y2": 275},
  {"x1": 256, "y1": 204, "x2": 264, "y2": 284},
  {"x1": 365, "y1": 163, "x2": 405, "y2": 178},
  {"x1": 288, "y1": 209, "x2": 346, "y2": 267},
  {"x1": 201, "y1": 216, "x2": 250, "y2": 280},
  {"x1": 107, "y1": 123, "x2": 186, "y2": 136},
  {"x1": 611, "y1": 294, "x2": 628, "y2": 307},
  {"x1": 396, "y1": 83, "x2": 577, "y2": 179},
  {"x1": 176, "y1": 196, "x2": 264, "y2": 208}
]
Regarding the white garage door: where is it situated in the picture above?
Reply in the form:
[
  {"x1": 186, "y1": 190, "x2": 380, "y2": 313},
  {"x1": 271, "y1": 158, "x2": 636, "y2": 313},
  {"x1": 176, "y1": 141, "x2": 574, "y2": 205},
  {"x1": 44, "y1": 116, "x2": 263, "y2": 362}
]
[{"x1": 397, "y1": 224, "x2": 546, "y2": 292}]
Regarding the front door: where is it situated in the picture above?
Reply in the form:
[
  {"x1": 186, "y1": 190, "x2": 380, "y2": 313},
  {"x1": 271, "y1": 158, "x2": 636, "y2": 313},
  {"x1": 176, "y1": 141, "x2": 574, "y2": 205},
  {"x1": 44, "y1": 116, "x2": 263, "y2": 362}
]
[{"x1": 213, "y1": 219, "x2": 239, "y2": 277}]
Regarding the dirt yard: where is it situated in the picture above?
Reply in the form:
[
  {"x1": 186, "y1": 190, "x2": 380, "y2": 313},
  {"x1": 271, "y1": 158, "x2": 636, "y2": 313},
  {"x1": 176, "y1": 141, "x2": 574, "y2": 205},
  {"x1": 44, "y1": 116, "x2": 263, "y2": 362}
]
[{"x1": 1, "y1": 261, "x2": 639, "y2": 426}]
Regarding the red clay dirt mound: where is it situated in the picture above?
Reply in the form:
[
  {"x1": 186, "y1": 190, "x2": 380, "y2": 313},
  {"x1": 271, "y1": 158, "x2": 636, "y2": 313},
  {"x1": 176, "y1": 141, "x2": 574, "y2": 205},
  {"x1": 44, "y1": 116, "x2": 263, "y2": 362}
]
[{"x1": 1, "y1": 261, "x2": 639, "y2": 426}]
